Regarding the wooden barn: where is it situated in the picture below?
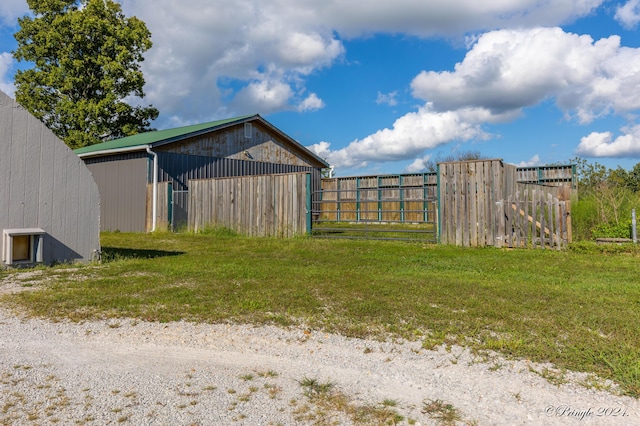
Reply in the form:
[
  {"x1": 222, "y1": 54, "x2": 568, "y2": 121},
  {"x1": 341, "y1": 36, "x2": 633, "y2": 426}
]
[
  {"x1": 0, "y1": 90, "x2": 100, "y2": 267},
  {"x1": 76, "y1": 115, "x2": 329, "y2": 233}
]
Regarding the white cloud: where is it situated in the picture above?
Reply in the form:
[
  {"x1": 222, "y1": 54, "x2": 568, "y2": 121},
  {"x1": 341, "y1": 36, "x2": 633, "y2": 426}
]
[
  {"x1": 317, "y1": 25, "x2": 640, "y2": 172},
  {"x1": 0, "y1": 0, "x2": 28, "y2": 26},
  {"x1": 376, "y1": 91, "x2": 398, "y2": 107},
  {"x1": 113, "y1": 0, "x2": 607, "y2": 125},
  {"x1": 0, "y1": 52, "x2": 14, "y2": 96},
  {"x1": 515, "y1": 155, "x2": 542, "y2": 167},
  {"x1": 120, "y1": 0, "x2": 345, "y2": 123},
  {"x1": 576, "y1": 125, "x2": 640, "y2": 157},
  {"x1": 231, "y1": 79, "x2": 293, "y2": 115},
  {"x1": 298, "y1": 93, "x2": 324, "y2": 112},
  {"x1": 298, "y1": 0, "x2": 604, "y2": 38},
  {"x1": 308, "y1": 103, "x2": 494, "y2": 169},
  {"x1": 405, "y1": 155, "x2": 433, "y2": 173},
  {"x1": 411, "y1": 27, "x2": 640, "y2": 124},
  {"x1": 615, "y1": 0, "x2": 640, "y2": 29}
]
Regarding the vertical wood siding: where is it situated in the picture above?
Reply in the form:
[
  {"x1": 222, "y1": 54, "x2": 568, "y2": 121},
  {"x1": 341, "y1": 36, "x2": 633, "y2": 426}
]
[
  {"x1": 158, "y1": 121, "x2": 316, "y2": 167},
  {"x1": 188, "y1": 173, "x2": 309, "y2": 237},
  {"x1": 438, "y1": 160, "x2": 571, "y2": 249},
  {"x1": 0, "y1": 90, "x2": 100, "y2": 266}
]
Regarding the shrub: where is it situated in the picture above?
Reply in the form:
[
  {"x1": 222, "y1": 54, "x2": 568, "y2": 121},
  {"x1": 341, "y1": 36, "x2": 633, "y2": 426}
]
[{"x1": 591, "y1": 221, "x2": 632, "y2": 239}]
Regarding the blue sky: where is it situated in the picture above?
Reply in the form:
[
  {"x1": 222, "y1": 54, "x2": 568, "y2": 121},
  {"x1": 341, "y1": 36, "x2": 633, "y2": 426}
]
[{"x1": 2, "y1": 1, "x2": 640, "y2": 176}]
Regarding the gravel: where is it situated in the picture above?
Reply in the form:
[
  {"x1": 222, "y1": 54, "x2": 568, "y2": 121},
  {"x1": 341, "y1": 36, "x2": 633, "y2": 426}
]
[{"x1": 1, "y1": 275, "x2": 639, "y2": 425}]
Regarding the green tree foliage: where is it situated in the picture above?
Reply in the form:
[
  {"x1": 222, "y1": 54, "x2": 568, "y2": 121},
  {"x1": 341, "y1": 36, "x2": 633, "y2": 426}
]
[{"x1": 13, "y1": 0, "x2": 158, "y2": 149}]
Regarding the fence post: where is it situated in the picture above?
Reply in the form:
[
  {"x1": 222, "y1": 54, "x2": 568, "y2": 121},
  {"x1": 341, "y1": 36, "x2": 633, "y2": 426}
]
[
  {"x1": 495, "y1": 200, "x2": 504, "y2": 248},
  {"x1": 436, "y1": 163, "x2": 442, "y2": 244},
  {"x1": 633, "y1": 209, "x2": 637, "y2": 244},
  {"x1": 306, "y1": 173, "x2": 312, "y2": 235},
  {"x1": 167, "y1": 183, "x2": 173, "y2": 231}
]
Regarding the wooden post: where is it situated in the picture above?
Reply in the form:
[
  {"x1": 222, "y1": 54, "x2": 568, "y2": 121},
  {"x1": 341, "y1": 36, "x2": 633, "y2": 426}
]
[{"x1": 306, "y1": 173, "x2": 312, "y2": 235}]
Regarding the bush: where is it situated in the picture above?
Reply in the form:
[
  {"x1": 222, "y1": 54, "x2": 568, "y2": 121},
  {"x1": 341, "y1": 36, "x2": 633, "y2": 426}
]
[
  {"x1": 570, "y1": 198, "x2": 598, "y2": 241},
  {"x1": 569, "y1": 240, "x2": 640, "y2": 254},
  {"x1": 591, "y1": 221, "x2": 632, "y2": 239}
]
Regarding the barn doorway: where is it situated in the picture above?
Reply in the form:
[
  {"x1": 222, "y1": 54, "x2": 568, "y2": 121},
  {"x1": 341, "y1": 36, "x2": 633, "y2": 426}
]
[{"x1": 171, "y1": 189, "x2": 189, "y2": 232}]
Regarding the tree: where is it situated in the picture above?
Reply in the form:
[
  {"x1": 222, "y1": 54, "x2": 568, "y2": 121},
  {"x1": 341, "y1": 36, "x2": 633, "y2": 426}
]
[
  {"x1": 570, "y1": 157, "x2": 640, "y2": 240},
  {"x1": 13, "y1": 0, "x2": 158, "y2": 149},
  {"x1": 423, "y1": 150, "x2": 487, "y2": 173}
]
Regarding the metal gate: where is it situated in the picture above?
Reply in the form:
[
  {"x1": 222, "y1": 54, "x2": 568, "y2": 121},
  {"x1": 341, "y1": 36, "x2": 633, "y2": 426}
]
[
  {"x1": 311, "y1": 175, "x2": 437, "y2": 242},
  {"x1": 171, "y1": 190, "x2": 189, "y2": 232}
]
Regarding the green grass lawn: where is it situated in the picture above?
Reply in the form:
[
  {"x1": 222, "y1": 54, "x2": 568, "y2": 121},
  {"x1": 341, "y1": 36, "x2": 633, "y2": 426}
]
[{"x1": 2, "y1": 230, "x2": 639, "y2": 397}]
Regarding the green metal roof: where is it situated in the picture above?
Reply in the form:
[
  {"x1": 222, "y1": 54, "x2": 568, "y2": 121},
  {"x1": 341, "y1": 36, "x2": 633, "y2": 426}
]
[{"x1": 74, "y1": 115, "x2": 255, "y2": 155}]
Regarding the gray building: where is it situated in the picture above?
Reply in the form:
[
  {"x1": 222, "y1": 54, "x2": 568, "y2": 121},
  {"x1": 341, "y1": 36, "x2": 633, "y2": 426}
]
[
  {"x1": 76, "y1": 115, "x2": 329, "y2": 232},
  {"x1": 0, "y1": 90, "x2": 100, "y2": 267}
]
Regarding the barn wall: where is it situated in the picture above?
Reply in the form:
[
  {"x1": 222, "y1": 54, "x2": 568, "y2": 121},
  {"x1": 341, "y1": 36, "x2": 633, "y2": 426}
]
[
  {"x1": 79, "y1": 118, "x2": 326, "y2": 234},
  {"x1": 0, "y1": 90, "x2": 100, "y2": 266},
  {"x1": 156, "y1": 152, "x2": 315, "y2": 190},
  {"x1": 157, "y1": 122, "x2": 316, "y2": 167},
  {"x1": 85, "y1": 153, "x2": 148, "y2": 232}
]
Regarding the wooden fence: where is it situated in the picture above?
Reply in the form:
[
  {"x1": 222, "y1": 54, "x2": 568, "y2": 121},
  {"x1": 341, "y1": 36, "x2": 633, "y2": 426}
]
[
  {"x1": 439, "y1": 160, "x2": 509, "y2": 247},
  {"x1": 438, "y1": 160, "x2": 571, "y2": 249},
  {"x1": 147, "y1": 161, "x2": 573, "y2": 248},
  {"x1": 188, "y1": 172, "x2": 310, "y2": 237},
  {"x1": 146, "y1": 182, "x2": 171, "y2": 232},
  {"x1": 319, "y1": 174, "x2": 438, "y2": 223},
  {"x1": 499, "y1": 185, "x2": 571, "y2": 249}
]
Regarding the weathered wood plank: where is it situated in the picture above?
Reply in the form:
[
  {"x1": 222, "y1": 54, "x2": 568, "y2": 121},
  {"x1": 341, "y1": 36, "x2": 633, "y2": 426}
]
[
  {"x1": 469, "y1": 162, "x2": 478, "y2": 247},
  {"x1": 188, "y1": 173, "x2": 309, "y2": 237},
  {"x1": 462, "y1": 163, "x2": 470, "y2": 247},
  {"x1": 454, "y1": 162, "x2": 463, "y2": 246}
]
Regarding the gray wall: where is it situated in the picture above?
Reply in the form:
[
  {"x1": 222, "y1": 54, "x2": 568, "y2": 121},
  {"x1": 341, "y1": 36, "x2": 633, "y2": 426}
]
[
  {"x1": 0, "y1": 90, "x2": 101, "y2": 266},
  {"x1": 85, "y1": 155, "x2": 148, "y2": 232}
]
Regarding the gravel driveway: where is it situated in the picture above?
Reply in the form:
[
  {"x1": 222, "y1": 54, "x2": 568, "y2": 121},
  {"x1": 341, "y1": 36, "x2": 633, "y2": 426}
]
[{"x1": 1, "y1": 277, "x2": 639, "y2": 425}]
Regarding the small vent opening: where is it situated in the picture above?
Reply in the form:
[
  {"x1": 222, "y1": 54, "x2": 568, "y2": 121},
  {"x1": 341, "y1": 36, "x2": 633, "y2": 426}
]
[
  {"x1": 3, "y1": 228, "x2": 45, "y2": 266},
  {"x1": 244, "y1": 122, "x2": 252, "y2": 139}
]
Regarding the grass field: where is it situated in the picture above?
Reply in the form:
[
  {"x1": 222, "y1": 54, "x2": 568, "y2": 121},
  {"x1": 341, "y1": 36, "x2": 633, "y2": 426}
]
[{"x1": 1, "y1": 229, "x2": 639, "y2": 397}]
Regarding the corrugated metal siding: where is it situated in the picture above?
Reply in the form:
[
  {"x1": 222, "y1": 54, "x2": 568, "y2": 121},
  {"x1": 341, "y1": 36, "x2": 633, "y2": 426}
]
[
  {"x1": 83, "y1": 151, "x2": 148, "y2": 164},
  {"x1": 0, "y1": 90, "x2": 101, "y2": 265},
  {"x1": 157, "y1": 152, "x2": 315, "y2": 190},
  {"x1": 86, "y1": 156, "x2": 148, "y2": 232}
]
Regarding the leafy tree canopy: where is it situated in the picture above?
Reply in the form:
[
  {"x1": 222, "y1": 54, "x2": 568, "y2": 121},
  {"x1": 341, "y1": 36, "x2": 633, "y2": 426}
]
[{"x1": 13, "y1": 0, "x2": 159, "y2": 149}]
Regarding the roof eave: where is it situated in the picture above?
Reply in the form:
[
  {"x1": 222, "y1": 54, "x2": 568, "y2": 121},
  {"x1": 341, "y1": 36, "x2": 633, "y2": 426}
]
[{"x1": 77, "y1": 144, "x2": 150, "y2": 159}]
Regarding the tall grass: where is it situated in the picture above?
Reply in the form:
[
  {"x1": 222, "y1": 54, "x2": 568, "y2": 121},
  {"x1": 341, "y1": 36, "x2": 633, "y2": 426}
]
[{"x1": 2, "y1": 230, "x2": 639, "y2": 397}]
